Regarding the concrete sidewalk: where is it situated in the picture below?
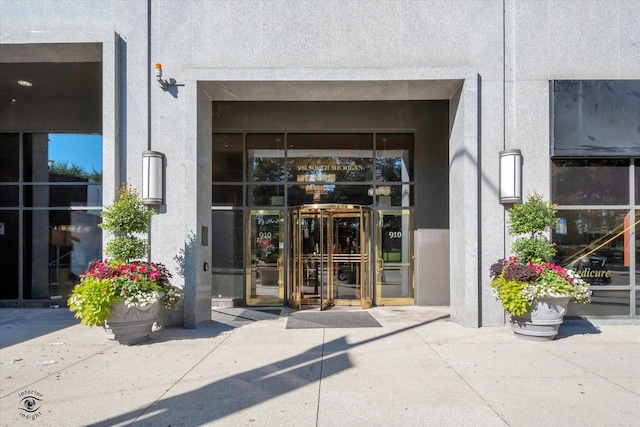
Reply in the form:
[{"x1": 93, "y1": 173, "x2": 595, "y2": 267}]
[{"x1": 1, "y1": 306, "x2": 638, "y2": 426}]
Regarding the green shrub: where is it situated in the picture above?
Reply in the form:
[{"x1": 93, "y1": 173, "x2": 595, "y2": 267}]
[
  {"x1": 508, "y1": 193, "x2": 558, "y2": 263},
  {"x1": 100, "y1": 185, "x2": 153, "y2": 262}
]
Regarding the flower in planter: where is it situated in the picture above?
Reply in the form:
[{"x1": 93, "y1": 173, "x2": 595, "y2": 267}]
[
  {"x1": 489, "y1": 256, "x2": 591, "y2": 316},
  {"x1": 489, "y1": 193, "x2": 591, "y2": 316},
  {"x1": 68, "y1": 185, "x2": 182, "y2": 327},
  {"x1": 68, "y1": 259, "x2": 181, "y2": 326}
]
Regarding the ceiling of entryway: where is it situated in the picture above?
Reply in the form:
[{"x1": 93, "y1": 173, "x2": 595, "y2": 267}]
[{"x1": 0, "y1": 43, "x2": 102, "y2": 107}]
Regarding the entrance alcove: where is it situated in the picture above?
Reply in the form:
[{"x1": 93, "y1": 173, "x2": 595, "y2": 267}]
[{"x1": 187, "y1": 75, "x2": 479, "y2": 327}]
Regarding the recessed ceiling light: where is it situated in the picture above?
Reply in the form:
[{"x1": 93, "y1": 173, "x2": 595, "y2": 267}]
[{"x1": 17, "y1": 80, "x2": 33, "y2": 87}]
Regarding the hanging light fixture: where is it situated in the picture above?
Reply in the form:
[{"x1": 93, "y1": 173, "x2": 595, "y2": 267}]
[
  {"x1": 142, "y1": 151, "x2": 164, "y2": 205},
  {"x1": 499, "y1": 149, "x2": 522, "y2": 204}
]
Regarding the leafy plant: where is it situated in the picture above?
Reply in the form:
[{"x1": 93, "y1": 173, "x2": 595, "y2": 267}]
[
  {"x1": 507, "y1": 193, "x2": 558, "y2": 263},
  {"x1": 490, "y1": 257, "x2": 590, "y2": 316},
  {"x1": 68, "y1": 185, "x2": 181, "y2": 326},
  {"x1": 489, "y1": 194, "x2": 591, "y2": 316},
  {"x1": 100, "y1": 185, "x2": 154, "y2": 262}
]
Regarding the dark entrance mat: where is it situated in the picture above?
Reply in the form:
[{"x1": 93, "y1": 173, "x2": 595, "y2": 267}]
[{"x1": 286, "y1": 311, "x2": 381, "y2": 329}]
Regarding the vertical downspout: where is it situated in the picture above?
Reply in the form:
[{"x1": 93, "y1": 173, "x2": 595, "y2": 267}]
[
  {"x1": 147, "y1": 0, "x2": 153, "y2": 263},
  {"x1": 147, "y1": 0, "x2": 152, "y2": 151}
]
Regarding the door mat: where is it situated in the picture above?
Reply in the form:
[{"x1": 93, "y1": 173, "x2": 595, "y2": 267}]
[{"x1": 286, "y1": 311, "x2": 381, "y2": 329}]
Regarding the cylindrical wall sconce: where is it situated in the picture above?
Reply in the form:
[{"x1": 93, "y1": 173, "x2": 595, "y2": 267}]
[
  {"x1": 142, "y1": 150, "x2": 164, "y2": 205},
  {"x1": 499, "y1": 149, "x2": 522, "y2": 204}
]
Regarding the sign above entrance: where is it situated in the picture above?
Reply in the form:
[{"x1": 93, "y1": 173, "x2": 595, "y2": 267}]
[
  {"x1": 288, "y1": 157, "x2": 373, "y2": 183},
  {"x1": 296, "y1": 163, "x2": 364, "y2": 172}
]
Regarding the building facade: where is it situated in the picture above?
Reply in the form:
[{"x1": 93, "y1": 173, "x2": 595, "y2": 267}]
[{"x1": 1, "y1": 0, "x2": 638, "y2": 327}]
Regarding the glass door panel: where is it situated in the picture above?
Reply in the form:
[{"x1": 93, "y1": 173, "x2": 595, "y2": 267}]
[
  {"x1": 300, "y1": 213, "x2": 323, "y2": 307},
  {"x1": 376, "y1": 209, "x2": 414, "y2": 305},
  {"x1": 332, "y1": 213, "x2": 362, "y2": 306},
  {"x1": 247, "y1": 210, "x2": 284, "y2": 306}
]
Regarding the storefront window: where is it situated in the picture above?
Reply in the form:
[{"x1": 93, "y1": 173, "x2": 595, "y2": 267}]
[
  {"x1": 636, "y1": 210, "x2": 640, "y2": 299},
  {"x1": 568, "y1": 291, "x2": 631, "y2": 316},
  {"x1": 635, "y1": 165, "x2": 640, "y2": 203},
  {"x1": 552, "y1": 159, "x2": 629, "y2": 205},
  {"x1": 553, "y1": 209, "x2": 630, "y2": 287}
]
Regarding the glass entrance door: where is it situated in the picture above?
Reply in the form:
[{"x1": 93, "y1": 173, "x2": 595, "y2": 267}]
[
  {"x1": 247, "y1": 210, "x2": 284, "y2": 306},
  {"x1": 376, "y1": 209, "x2": 414, "y2": 305},
  {"x1": 289, "y1": 205, "x2": 372, "y2": 310}
]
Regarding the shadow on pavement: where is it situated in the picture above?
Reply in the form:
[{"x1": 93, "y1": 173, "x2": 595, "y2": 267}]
[
  {"x1": 556, "y1": 319, "x2": 601, "y2": 339},
  {"x1": 0, "y1": 308, "x2": 79, "y2": 349},
  {"x1": 92, "y1": 314, "x2": 450, "y2": 426}
]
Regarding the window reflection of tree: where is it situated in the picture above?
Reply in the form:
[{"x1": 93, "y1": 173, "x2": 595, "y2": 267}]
[
  {"x1": 376, "y1": 157, "x2": 400, "y2": 181},
  {"x1": 250, "y1": 156, "x2": 284, "y2": 182}
]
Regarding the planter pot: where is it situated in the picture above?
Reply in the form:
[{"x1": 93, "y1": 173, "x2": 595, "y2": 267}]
[
  {"x1": 509, "y1": 296, "x2": 570, "y2": 341},
  {"x1": 103, "y1": 297, "x2": 162, "y2": 345}
]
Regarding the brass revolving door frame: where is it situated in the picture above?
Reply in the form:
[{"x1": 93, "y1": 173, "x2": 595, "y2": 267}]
[{"x1": 289, "y1": 204, "x2": 373, "y2": 310}]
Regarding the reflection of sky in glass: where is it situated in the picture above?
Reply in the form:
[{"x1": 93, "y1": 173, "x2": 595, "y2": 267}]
[{"x1": 48, "y1": 134, "x2": 102, "y2": 173}]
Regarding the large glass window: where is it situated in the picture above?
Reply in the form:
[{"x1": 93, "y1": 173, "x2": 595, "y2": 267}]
[
  {"x1": 0, "y1": 133, "x2": 102, "y2": 302},
  {"x1": 552, "y1": 80, "x2": 639, "y2": 319},
  {"x1": 553, "y1": 209, "x2": 629, "y2": 287},
  {"x1": 552, "y1": 159, "x2": 637, "y2": 318},
  {"x1": 552, "y1": 160, "x2": 629, "y2": 205}
]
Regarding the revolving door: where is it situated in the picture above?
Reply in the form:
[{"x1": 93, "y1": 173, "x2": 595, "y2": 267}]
[{"x1": 289, "y1": 205, "x2": 373, "y2": 310}]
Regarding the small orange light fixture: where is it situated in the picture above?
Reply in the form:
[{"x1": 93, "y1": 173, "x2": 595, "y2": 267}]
[{"x1": 154, "y1": 63, "x2": 169, "y2": 89}]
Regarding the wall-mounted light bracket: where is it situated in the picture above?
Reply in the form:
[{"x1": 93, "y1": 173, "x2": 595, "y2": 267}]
[
  {"x1": 499, "y1": 149, "x2": 522, "y2": 204},
  {"x1": 142, "y1": 150, "x2": 164, "y2": 205}
]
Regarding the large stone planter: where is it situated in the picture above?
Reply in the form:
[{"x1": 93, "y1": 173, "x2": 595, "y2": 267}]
[
  {"x1": 103, "y1": 297, "x2": 162, "y2": 345},
  {"x1": 509, "y1": 296, "x2": 570, "y2": 341}
]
